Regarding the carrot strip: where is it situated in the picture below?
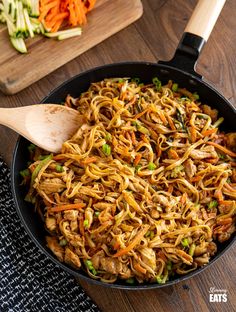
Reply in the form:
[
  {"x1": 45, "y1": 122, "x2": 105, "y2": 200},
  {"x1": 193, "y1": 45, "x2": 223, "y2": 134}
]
[
  {"x1": 168, "y1": 149, "x2": 179, "y2": 159},
  {"x1": 202, "y1": 128, "x2": 217, "y2": 136},
  {"x1": 134, "y1": 109, "x2": 149, "y2": 120},
  {"x1": 48, "y1": 203, "x2": 86, "y2": 212},
  {"x1": 215, "y1": 190, "x2": 223, "y2": 202},
  {"x1": 113, "y1": 241, "x2": 120, "y2": 251},
  {"x1": 189, "y1": 126, "x2": 197, "y2": 143},
  {"x1": 167, "y1": 184, "x2": 173, "y2": 194},
  {"x1": 131, "y1": 131, "x2": 136, "y2": 144},
  {"x1": 134, "y1": 154, "x2": 142, "y2": 166},
  {"x1": 134, "y1": 262, "x2": 147, "y2": 274},
  {"x1": 207, "y1": 142, "x2": 236, "y2": 158},
  {"x1": 166, "y1": 114, "x2": 176, "y2": 130},
  {"x1": 191, "y1": 175, "x2": 202, "y2": 182},
  {"x1": 157, "y1": 111, "x2": 168, "y2": 126},
  {"x1": 79, "y1": 216, "x2": 85, "y2": 236},
  {"x1": 113, "y1": 225, "x2": 150, "y2": 257},
  {"x1": 81, "y1": 157, "x2": 97, "y2": 165}
]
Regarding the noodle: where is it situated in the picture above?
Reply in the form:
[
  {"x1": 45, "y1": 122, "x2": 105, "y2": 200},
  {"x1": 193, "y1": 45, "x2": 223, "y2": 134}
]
[{"x1": 22, "y1": 78, "x2": 236, "y2": 284}]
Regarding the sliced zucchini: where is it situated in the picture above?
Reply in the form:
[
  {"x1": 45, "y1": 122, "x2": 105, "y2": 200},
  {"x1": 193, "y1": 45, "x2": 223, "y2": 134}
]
[
  {"x1": 44, "y1": 27, "x2": 82, "y2": 39},
  {"x1": 10, "y1": 37, "x2": 27, "y2": 53}
]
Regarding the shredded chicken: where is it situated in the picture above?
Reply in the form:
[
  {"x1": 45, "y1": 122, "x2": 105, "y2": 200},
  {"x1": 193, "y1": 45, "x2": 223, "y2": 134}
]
[
  {"x1": 184, "y1": 159, "x2": 197, "y2": 178},
  {"x1": 190, "y1": 146, "x2": 218, "y2": 160}
]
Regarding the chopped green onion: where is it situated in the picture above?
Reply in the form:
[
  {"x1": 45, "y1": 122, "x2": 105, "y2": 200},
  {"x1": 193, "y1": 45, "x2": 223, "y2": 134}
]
[
  {"x1": 208, "y1": 200, "x2": 218, "y2": 209},
  {"x1": 148, "y1": 162, "x2": 156, "y2": 170},
  {"x1": 145, "y1": 230, "x2": 151, "y2": 237},
  {"x1": 131, "y1": 121, "x2": 138, "y2": 126},
  {"x1": 105, "y1": 133, "x2": 112, "y2": 141},
  {"x1": 170, "y1": 165, "x2": 184, "y2": 178},
  {"x1": 102, "y1": 143, "x2": 111, "y2": 156},
  {"x1": 84, "y1": 219, "x2": 89, "y2": 227},
  {"x1": 118, "y1": 78, "x2": 124, "y2": 83},
  {"x1": 156, "y1": 276, "x2": 163, "y2": 284},
  {"x1": 181, "y1": 238, "x2": 189, "y2": 247},
  {"x1": 20, "y1": 168, "x2": 30, "y2": 178},
  {"x1": 28, "y1": 143, "x2": 36, "y2": 152},
  {"x1": 38, "y1": 154, "x2": 51, "y2": 160},
  {"x1": 135, "y1": 165, "x2": 142, "y2": 173},
  {"x1": 85, "y1": 260, "x2": 97, "y2": 275},
  {"x1": 150, "y1": 230, "x2": 155, "y2": 239},
  {"x1": 137, "y1": 125, "x2": 150, "y2": 135},
  {"x1": 126, "y1": 277, "x2": 135, "y2": 284},
  {"x1": 56, "y1": 165, "x2": 63, "y2": 172},
  {"x1": 189, "y1": 243, "x2": 196, "y2": 257},
  {"x1": 31, "y1": 154, "x2": 53, "y2": 186},
  {"x1": 219, "y1": 154, "x2": 226, "y2": 160},
  {"x1": 152, "y1": 77, "x2": 162, "y2": 91},
  {"x1": 95, "y1": 211, "x2": 100, "y2": 217},
  {"x1": 59, "y1": 239, "x2": 67, "y2": 246},
  {"x1": 167, "y1": 261, "x2": 172, "y2": 271},
  {"x1": 132, "y1": 77, "x2": 140, "y2": 84},
  {"x1": 172, "y1": 83, "x2": 178, "y2": 92},
  {"x1": 193, "y1": 92, "x2": 200, "y2": 100}
]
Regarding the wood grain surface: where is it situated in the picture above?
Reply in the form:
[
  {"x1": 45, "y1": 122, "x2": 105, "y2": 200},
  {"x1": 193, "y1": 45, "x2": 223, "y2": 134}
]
[
  {"x1": 0, "y1": 0, "x2": 143, "y2": 95},
  {"x1": 0, "y1": 1, "x2": 235, "y2": 311}
]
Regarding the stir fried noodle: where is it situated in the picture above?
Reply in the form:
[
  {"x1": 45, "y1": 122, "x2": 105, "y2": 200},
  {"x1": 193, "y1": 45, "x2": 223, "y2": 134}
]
[{"x1": 23, "y1": 78, "x2": 236, "y2": 284}]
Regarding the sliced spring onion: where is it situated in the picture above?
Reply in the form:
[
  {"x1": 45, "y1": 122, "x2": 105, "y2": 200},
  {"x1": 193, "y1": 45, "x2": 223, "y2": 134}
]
[
  {"x1": 59, "y1": 239, "x2": 67, "y2": 246},
  {"x1": 126, "y1": 277, "x2": 135, "y2": 284},
  {"x1": 152, "y1": 77, "x2": 162, "y2": 91},
  {"x1": 56, "y1": 165, "x2": 63, "y2": 172},
  {"x1": 102, "y1": 143, "x2": 111, "y2": 156},
  {"x1": 31, "y1": 154, "x2": 53, "y2": 186},
  {"x1": 85, "y1": 260, "x2": 97, "y2": 275},
  {"x1": 83, "y1": 219, "x2": 89, "y2": 227},
  {"x1": 193, "y1": 92, "x2": 200, "y2": 100},
  {"x1": 95, "y1": 211, "x2": 100, "y2": 217},
  {"x1": 20, "y1": 168, "x2": 30, "y2": 177},
  {"x1": 148, "y1": 162, "x2": 156, "y2": 170},
  {"x1": 189, "y1": 243, "x2": 196, "y2": 257},
  {"x1": 181, "y1": 238, "x2": 189, "y2": 247},
  {"x1": 208, "y1": 200, "x2": 218, "y2": 209},
  {"x1": 172, "y1": 83, "x2": 178, "y2": 92}
]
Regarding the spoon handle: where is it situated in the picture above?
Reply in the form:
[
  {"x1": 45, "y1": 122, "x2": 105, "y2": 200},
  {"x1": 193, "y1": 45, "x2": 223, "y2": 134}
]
[{"x1": 0, "y1": 107, "x2": 28, "y2": 136}]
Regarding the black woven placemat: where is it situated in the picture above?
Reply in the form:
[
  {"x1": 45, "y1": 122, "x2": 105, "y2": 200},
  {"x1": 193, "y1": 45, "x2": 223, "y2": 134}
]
[{"x1": 0, "y1": 156, "x2": 100, "y2": 312}]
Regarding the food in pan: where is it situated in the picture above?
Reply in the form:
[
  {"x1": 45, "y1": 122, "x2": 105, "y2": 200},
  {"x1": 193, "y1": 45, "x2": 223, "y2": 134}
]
[{"x1": 21, "y1": 78, "x2": 236, "y2": 284}]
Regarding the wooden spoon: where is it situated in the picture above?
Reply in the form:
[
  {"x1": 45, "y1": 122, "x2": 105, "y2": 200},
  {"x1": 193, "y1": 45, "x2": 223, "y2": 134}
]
[{"x1": 0, "y1": 104, "x2": 84, "y2": 153}]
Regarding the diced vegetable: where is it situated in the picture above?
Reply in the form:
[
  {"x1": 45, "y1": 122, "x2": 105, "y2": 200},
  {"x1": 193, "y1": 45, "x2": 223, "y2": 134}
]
[
  {"x1": 208, "y1": 200, "x2": 218, "y2": 209},
  {"x1": 59, "y1": 239, "x2": 67, "y2": 246},
  {"x1": 85, "y1": 259, "x2": 97, "y2": 275},
  {"x1": 126, "y1": 277, "x2": 135, "y2": 284},
  {"x1": 172, "y1": 83, "x2": 178, "y2": 92},
  {"x1": 83, "y1": 219, "x2": 89, "y2": 227},
  {"x1": 189, "y1": 243, "x2": 196, "y2": 256},
  {"x1": 152, "y1": 77, "x2": 162, "y2": 91},
  {"x1": 181, "y1": 238, "x2": 189, "y2": 247},
  {"x1": 102, "y1": 143, "x2": 111, "y2": 156},
  {"x1": 20, "y1": 168, "x2": 30, "y2": 177},
  {"x1": 148, "y1": 162, "x2": 156, "y2": 170},
  {"x1": 56, "y1": 165, "x2": 63, "y2": 172}
]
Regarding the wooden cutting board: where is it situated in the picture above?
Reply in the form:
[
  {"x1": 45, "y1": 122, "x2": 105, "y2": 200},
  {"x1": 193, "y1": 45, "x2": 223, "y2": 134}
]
[{"x1": 0, "y1": 0, "x2": 143, "y2": 95}]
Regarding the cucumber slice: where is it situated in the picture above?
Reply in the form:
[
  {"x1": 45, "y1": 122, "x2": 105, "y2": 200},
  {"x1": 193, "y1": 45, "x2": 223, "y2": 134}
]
[
  {"x1": 10, "y1": 37, "x2": 27, "y2": 53},
  {"x1": 44, "y1": 27, "x2": 82, "y2": 38},
  {"x1": 23, "y1": 8, "x2": 34, "y2": 37}
]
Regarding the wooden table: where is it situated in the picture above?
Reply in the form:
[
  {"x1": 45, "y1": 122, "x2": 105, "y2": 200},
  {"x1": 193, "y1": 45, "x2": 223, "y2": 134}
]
[{"x1": 0, "y1": 0, "x2": 235, "y2": 311}]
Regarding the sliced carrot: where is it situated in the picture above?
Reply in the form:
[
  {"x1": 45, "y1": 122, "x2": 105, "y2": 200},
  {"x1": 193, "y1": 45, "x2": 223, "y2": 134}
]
[
  {"x1": 191, "y1": 175, "x2": 202, "y2": 182},
  {"x1": 113, "y1": 241, "x2": 120, "y2": 251},
  {"x1": 134, "y1": 262, "x2": 147, "y2": 274},
  {"x1": 167, "y1": 184, "x2": 173, "y2": 194},
  {"x1": 48, "y1": 203, "x2": 86, "y2": 212},
  {"x1": 202, "y1": 128, "x2": 217, "y2": 136},
  {"x1": 134, "y1": 109, "x2": 149, "y2": 120},
  {"x1": 81, "y1": 157, "x2": 97, "y2": 165},
  {"x1": 166, "y1": 114, "x2": 176, "y2": 130},
  {"x1": 79, "y1": 216, "x2": 85, "y2": 236},
  {"x1": 113, "y1": 225, "x2": 149, "y2": 257},
  {"x1": 168, "y1": 149, "x2": 179, "y2": 159},
  {"x1": 131, "y1": 131, "x2": 137, "y2": 145},
  {"x1": 207, "y1": 142, "x2": 236, "y2": 158},
  {"x1": 215, "y1": 190, "x2": 223, "y2": 202},
  {"x1": 157, "y1": 111, "x2": 168, "y2": 126},
  {"x1": 189, "y1": 126, "x2": 197, "y2": 143},
  {"x1": 134, "y1": 153, "x2": 142, "y2": 166}
]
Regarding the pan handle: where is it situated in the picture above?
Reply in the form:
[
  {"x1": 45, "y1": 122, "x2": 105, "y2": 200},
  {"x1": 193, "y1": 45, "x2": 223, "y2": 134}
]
[{"x1": 158, "y1": 0, "x2": 226, "y2": 78}]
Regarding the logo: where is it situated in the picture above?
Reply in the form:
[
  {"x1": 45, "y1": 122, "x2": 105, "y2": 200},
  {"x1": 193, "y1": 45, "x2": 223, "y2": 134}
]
[{"x1": 209, "y1": 287, "x2": 227, "y2": 302}]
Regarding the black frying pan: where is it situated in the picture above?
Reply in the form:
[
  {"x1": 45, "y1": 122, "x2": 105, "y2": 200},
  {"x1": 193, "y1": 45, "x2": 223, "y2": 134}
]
[{"x1": 11, "y1": 0, "x2": 235, "y2": 289}]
